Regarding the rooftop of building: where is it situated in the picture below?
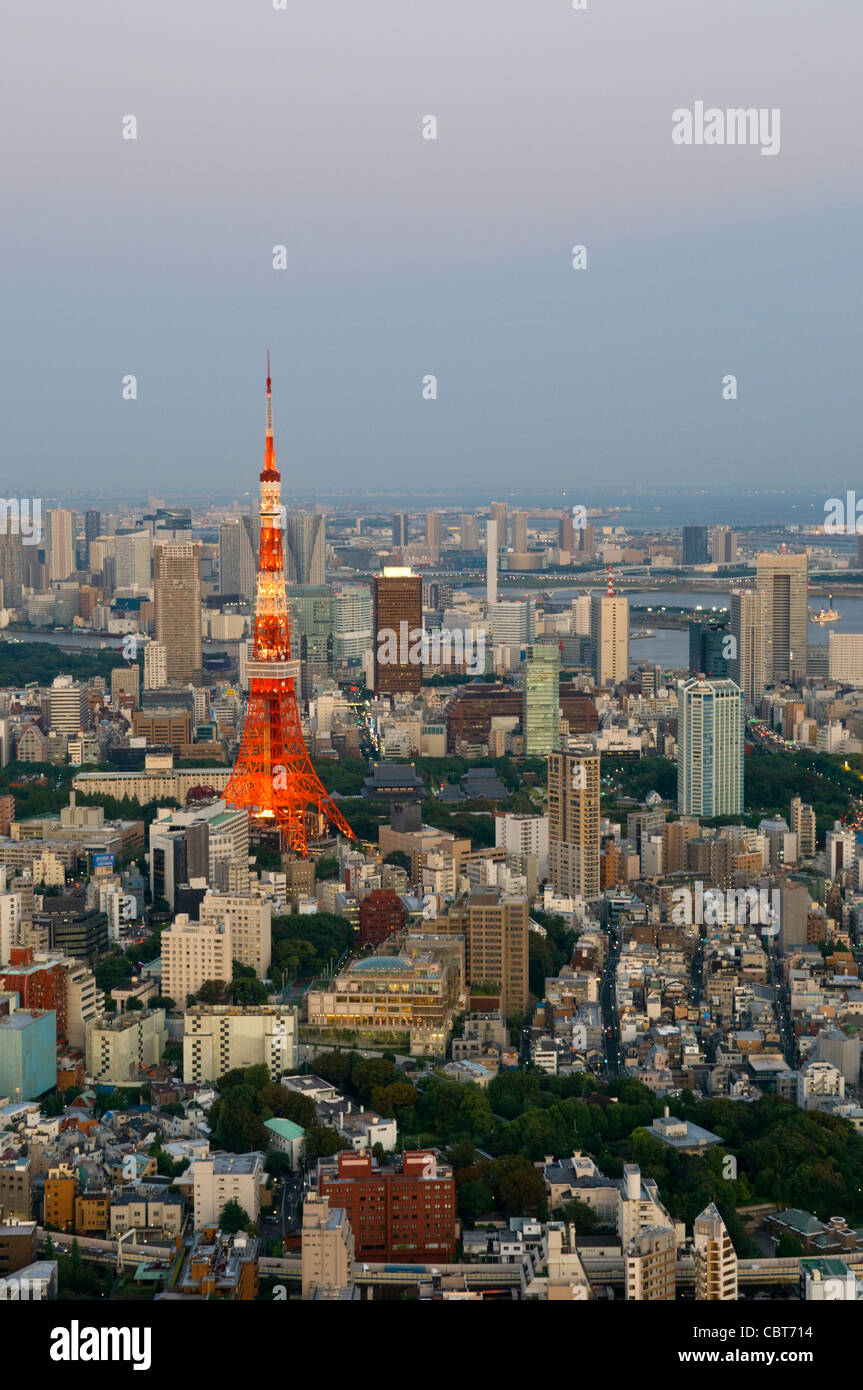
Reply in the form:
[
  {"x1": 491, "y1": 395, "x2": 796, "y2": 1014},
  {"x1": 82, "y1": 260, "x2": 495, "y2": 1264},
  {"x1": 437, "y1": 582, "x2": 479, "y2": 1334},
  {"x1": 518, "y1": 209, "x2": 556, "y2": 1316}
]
[
  {"x1": 263, "y1": 1117, "x2": 305, "y2": 1141},
  {"x1": 348, "y1": 956, "x2": 412, "y2": 973}
]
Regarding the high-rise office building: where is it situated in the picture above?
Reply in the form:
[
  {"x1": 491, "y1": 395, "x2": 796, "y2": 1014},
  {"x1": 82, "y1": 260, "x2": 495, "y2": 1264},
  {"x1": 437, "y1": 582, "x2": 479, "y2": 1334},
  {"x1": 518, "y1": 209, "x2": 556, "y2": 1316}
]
[
  {"x1": 84, "y1": 510, "x2": 101, "y2": 567},
  {"x1": 559, "y1": 513, "x2": 575, "y2": 554},
  {"x1": 677, "y1": 678, "x2": 743, "y2": 817},
  {"x1": 0, "y1": 533, "x2": 23, "y2": 609},
  {"x1": 578, "y1": 522, "x2": 596, "y2": 556},
  {"x1": 756, "y1": 551, "x2": 808, "y2": 683},
  {"x1": 729, "y1": 589, "x2": 766, "y2": 706},
  {"x1": 547, "y1": 749, "x2": 600, "y2": 900},
  {"x1": 460, "y1": 514, "x2": 479, "y2": 551},
  {"x1": 486, "y1": 519, "x2": 498, "y2": 607},
  {"x1": 114, "y1": 530, "x2": 152, "y2": 590},
  {"x1": 465, "y1": 889, "x2": 529, "y2": 1017},
  {"x1": 511, "y1": 510, "x2": 528, "y2": 553},
  {"x1": 490, "y1": 502, "x2": 509, "y2": 547},
  {"x1": 688, "y1": 619, "x2": 729, "y2": 680},
  {"x1": 391, "y1": 512, "x2": 409, "y2": 552},
  {"x1": 524, "y1": 644, "x2": 560, "y2": 756},
  {"x1": 284, "y1": 514, "x2": 326, "y2": 586},
  {"x1": 710, "y1": 526, "x2": 737, "y2": 564},
  {"x1": 219, "y1": 516, "x2": 258, "y2": 600},
  {"x1": 682, "y1": 526, "x2": 709, "y2": 566},
  {"x1": 693, "y1": 1203, "x2": 738, "y2": 1301},
  {"x1": 47, "y1": 509, "x2": 75, "y2": 582},
  {"x1": 333, "y1": 584, "x2": 374, "y2": 673},
  {"x1": 287, "y1": 585, "x2": 334, "y2": 697},
  {"x1": 48, "y1": 676, "x2": 89, "y2": 735},
  {"x1": 153, "y1": 541, "x2": 203, "y2": 684},
  {"x1": 373, "y1": 568, "x2": 423, "y2": 694},
  {"x1": 590, "y1": 575, "x2": 629, "y2": 686},
  {"x1": 491, "y1": 599, "x2": 535, "y2": 647},
  {"x1": 425, "y1": 512, "x2": 440, "y2": 555}
]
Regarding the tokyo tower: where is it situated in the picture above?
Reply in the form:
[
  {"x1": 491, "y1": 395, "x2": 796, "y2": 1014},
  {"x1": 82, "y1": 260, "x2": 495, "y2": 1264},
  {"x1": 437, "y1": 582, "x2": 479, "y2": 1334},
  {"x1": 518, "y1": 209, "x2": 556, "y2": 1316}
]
[{"x1": 222, "y1": 357, "x2": 355, "y2": 854}]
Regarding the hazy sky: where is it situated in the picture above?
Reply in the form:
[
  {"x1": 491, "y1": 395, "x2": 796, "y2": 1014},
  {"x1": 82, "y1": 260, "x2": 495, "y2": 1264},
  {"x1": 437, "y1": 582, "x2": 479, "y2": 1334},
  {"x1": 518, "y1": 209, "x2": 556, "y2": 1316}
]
[{"x1": 2, "y1": 0, "x2": 861, "y2": 500}]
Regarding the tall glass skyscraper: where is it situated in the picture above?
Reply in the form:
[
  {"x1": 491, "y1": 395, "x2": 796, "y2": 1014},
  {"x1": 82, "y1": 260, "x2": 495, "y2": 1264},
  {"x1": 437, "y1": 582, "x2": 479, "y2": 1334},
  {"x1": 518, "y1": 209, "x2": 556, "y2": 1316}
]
[
  {"x1": 523, "y1": 643, "x2": 560, "y2": 756},
  {"x1": 677, "y1": 678, "x2": 743, "y2": 817}
]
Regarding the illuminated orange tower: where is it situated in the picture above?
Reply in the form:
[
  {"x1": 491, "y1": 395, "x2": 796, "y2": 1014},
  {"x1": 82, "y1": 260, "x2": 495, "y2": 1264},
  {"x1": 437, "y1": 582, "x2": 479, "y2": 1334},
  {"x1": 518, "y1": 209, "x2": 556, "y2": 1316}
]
[{"x1": 222, "y1": 357, "x2": 355, "y2": 853}]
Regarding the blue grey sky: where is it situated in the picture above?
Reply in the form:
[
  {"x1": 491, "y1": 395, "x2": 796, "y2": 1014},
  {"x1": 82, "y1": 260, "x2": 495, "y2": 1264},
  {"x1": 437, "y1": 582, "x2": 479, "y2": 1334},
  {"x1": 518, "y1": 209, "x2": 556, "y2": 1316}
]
[{"x1": 2, "y1": 0, "x2": 861, "y2": 499}]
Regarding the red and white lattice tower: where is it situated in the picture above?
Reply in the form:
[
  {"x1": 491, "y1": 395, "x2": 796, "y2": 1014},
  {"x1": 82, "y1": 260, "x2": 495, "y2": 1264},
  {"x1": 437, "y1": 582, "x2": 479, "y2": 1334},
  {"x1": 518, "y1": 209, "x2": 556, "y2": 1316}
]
[{"x1": 222, "y1": 357, "x2": 355, "y2": 853}]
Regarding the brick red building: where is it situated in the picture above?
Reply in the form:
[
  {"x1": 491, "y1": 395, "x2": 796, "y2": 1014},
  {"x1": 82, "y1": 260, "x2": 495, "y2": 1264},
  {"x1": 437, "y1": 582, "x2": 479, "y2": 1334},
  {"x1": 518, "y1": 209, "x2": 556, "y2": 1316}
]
[
  {"x1": 317, "y1": 1150, "x2": 456, "y2": 1262},
  {"x1": 0, "y1": 947, "x2": 68, "y2": 1046},
  {"x1": 358, "y1": 889, "x2": 407, "y2": 946}
]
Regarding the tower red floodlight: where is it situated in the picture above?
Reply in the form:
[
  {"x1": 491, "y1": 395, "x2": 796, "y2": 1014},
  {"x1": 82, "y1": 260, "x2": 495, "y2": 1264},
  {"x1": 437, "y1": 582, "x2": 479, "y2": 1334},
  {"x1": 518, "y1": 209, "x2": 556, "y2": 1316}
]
[{"x1": 222, "y1": 359, "x2": 355, "y2": 853}]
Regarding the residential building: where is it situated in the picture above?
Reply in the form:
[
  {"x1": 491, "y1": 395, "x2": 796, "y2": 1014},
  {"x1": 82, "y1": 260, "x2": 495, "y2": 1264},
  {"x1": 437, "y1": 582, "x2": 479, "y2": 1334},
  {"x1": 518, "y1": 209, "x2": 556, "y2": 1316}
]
[
  {"x1": 199, "y1": 891, "x2": 272, "y2": 979},
  {"x1": 677, "y1": 679, "x2": 743, "y2": 818},
  {"x1": 191, "y1": 1152, "x2": 264, "y2": 1230},
  {"x1": 182, "y1": 1005, "x2": 298, "y2": 1083},
  {"x1": 547, "y1": 750, "x2": 601, "y2": 900},
  {"x1": 464, "y1": 888, "x2": 529, "y2": 1018},
  {"x1": 693, "y1": 1203, "x2": 738, "y2": 1300},
  {"x1": 625, "y1": 1226, "x2": 676, "y2": 1301},
  {"x1": 47, "y1": 509, "x2": 75, "y2": 582},
  {"x1": 84, "y1": 1008, "x2": 166, "y2": 1085},
  {"x1": 301, "y1": 1193, "x2": 355, "y2": 1299},
  {"x1": 143, "y1": 641, "x2": 168, "y2": 691},
  {"x1": 162, "y1": 916, "x2": 233, "y2": 1006}
]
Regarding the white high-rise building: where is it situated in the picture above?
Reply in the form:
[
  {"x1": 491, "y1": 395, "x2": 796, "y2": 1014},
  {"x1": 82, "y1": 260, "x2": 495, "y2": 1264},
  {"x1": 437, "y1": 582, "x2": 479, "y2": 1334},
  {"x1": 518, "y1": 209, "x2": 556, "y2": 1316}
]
[
  {"x1": 114, "y1": 530, "x2": 152, "y2": 590},
  {"x1": 48, "y1": 676, "x2": 88, "y2": 736},
  {"x1": 333, "y1": 584, "x2": 373, "y2": 669},
  {"x1": 590, "y1": 586, "x2": 629, "y2": 686},
  {"x1": 495, "y1": 812, "x2": 549, "y2": 879},
  {"x1": 486, "y1": 519, "x2": 498, "y2": 607},
  {"x1": 572, "y1": 594, "x2": 592, "y2": 637},
  {"x1": 828, "y1": 632, "x2": 863, "y2": 685},
  {"x1": 677, "y1": 679, "x2": 743, "y2": 817},
  {"x1": 183, "y1": 1005, "x2": 298, "y2": 1083},
  {"x1": 491, "y1": 599, "x2": 535, "y2": 647},
  {"x1": 191, "y1": 1152, "x2": 264, "y2": 1230},
  {"x1": 144, "y1": 641, "x2": 168, "y2": 691},
  {"x1": 0, "y1": 884, "x2": 21, "y2": 966},
  {"x1": 162, "y1": 915, "x2": 233, "y2": 1006},
  {"x1": 693, "y1": 1203, "x2": 738, "y2": 1301},
  {"x1": 199, "y1": 890, "x2": 272, "y2": 980}
]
